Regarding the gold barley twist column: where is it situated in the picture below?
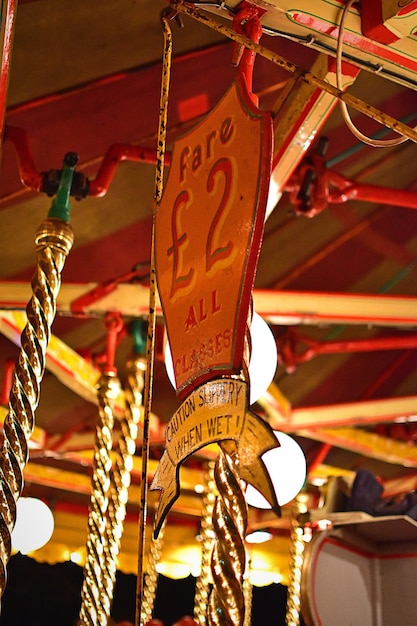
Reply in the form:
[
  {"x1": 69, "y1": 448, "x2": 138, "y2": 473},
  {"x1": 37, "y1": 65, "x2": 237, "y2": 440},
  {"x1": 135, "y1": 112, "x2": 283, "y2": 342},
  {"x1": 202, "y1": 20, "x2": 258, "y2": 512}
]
[
  {"x1": 194, "y1": 461, "x2": 216, "y2": 625},
  {"x1": 79, "y1": 371, "x2": 120, "y2": 626},
  {"x1": 208, "y1": 446, "x2": 248, "y2": 626},
  {"x1": 140, "y1": 520, "x2": 165, "y2": 624},
  {"x1": 286, "y1": 503, "x2": 306, "y2": 626},
  {"x1": 241, "y1": 313, "x2": 253, "y2": 626},
  {"x1": 207, "y1": 309, "x2": 252, "y2": 626},
  {"x1": 126, "y1": 354, "x2": 165, "y2": 626},
  {"x1": 0, "y1": 215, "x2": 74, "y2": 604},
  {"x1": 243, "y1": 576, "x2": 253, "y2": 626},
  {"x1": 99, "y1": 355, "x2": 146, "y2": 625}
]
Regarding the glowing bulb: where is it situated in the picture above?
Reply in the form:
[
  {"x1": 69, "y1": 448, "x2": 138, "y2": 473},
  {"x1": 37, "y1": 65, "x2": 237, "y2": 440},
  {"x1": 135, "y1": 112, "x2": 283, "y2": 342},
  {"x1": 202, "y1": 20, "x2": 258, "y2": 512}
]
[
  {"x1": 156, "y1": 562, "x2": 192, "y2": 579},
  {"x1": 248, "y1": 312, "x2": 278, "y2": 404},
  {"x1": 191, "y1": 561, "x2": 201, "y2": 577},
  {"x1": 12, "y1": 497, "x2": 54, "y2": 554},
  {"x1": 164, "y1": 312, "x2": 277, "y2": 404},
  {"x1": 245, "y1": 432, "x2": 306, "y2": 508},
  {"x1": 249, "y1": 569, "x2": 283, "y2": 587},
  {"x1": 317, "y1": 519, "x2": 332, "y2": 531},
  {"x1": 265, "y1": 176, "x2": 282, "y2": 220},
  {"x1": 245, "y1": 530, "x2": 273, "y2": 544},
  {"x1": 70, "y1": 551, "x2": 83, "y2": 565}
]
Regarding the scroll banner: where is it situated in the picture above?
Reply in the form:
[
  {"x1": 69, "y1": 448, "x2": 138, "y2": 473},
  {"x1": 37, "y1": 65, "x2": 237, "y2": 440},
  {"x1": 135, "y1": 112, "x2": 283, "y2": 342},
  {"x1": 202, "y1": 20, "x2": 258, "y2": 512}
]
[
  {"x1": 151, "y1": 379, "x2": 280, "y2": 536},
  {"x1": 155, "y1": 76, "x2": 273, "y2": 399}
]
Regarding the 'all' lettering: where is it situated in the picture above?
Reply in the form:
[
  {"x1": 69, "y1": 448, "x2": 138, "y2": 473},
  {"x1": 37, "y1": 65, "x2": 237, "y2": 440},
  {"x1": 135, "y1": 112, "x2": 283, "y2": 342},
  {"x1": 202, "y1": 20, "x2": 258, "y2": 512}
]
[{"x1": 185, "y1": 290, "x2": 221, "y2": 331}]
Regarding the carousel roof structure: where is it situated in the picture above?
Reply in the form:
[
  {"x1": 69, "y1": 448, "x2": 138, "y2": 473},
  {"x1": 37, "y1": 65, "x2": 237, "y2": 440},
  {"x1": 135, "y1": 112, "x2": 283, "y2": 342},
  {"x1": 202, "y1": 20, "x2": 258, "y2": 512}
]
[{"x1": 0, "y1": 0, "x2": 416, "y2": 591}]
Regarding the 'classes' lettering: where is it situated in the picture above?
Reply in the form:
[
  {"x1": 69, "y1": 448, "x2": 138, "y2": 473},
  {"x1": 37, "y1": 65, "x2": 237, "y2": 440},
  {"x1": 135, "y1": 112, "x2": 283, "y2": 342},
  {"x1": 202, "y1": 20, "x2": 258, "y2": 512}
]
[{"x1": 174, "y1": 329, "x2": 231, "y2": 379}]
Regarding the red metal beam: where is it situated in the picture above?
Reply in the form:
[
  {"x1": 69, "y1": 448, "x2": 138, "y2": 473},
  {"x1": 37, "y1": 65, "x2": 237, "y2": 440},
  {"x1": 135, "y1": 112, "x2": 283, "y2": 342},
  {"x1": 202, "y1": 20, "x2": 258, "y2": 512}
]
[
  {"x1": 265, "y1": 394, "x2": 417, "y2": 430},
  {"x1": 0, "y1": 0, "x2": 16, "y2": 140},
  {"x1": 279, "y1": 330, "x2": 417, "y2": 372},
  {"x1": 2, "y1": 282, "x2": 417, "y2": 328},
  {"x1": 286, "y1": 164, "x2": 417, "y2": 216}
]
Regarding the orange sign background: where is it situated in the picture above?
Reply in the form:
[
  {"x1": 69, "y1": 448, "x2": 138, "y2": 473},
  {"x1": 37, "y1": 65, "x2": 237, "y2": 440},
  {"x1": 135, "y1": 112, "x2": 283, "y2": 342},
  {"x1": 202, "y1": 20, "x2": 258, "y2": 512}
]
[{"x1": 155, "y1": 77, "x2": 272, "y2": 398}]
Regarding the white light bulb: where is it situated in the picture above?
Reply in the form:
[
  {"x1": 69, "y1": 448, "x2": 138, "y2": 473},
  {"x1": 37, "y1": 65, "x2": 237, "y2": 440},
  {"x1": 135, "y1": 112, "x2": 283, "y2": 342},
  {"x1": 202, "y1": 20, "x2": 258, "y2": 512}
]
[
  {"x1": 164, "y1": 311, "x2": 277, "y2": 404},
  {"x1": 245, "y1": 530, "x2": 273, "y2": 544},
  {"x1": 248, "y1": 312, "x2": 277, "y2": 404},
  {"x1": 245, "y1": 431, "x2": 306, "y2": 508},
  {"x1": 265, "y1": 175, "x2": 282, "y2": 220},
  {"x1": 12, "y1": 497, "x2": 54, "y2": 554},
  {"x1": 156, "y1": 562, "x2": 192, "y2": 579},
  {"x1": 249, "y1": 569, "x2": 283, "y2": 587}
]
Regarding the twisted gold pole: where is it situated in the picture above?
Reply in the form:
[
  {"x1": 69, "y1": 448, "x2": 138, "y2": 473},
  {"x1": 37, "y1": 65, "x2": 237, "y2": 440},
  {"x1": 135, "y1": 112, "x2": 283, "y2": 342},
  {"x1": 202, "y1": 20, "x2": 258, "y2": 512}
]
[
  {"x1": 194, "y1": 461, "x2": 216, "y2": 625},
  {"x1": 207, "y1": 306, "x2": 253, "y2": 626},
  {"x1": 208, "y1": 447, "x2": 248, "y2": 626},
  {"x1": 79, "y1": 371, "x2": 120, "y2": 626},
  {"x1": 285, "y1": 502, "x2": 306, "y2": 626},
  {"x1": 99, "y1": 355, "x2": 146, "y2": 625},
  {"x1": 140, "y1": 520, "x2": 165, "y2": 625},
  {"x1": 0, "y1": 217, "x2": 73, "y2": 604},
  {"x1": 127, "y1": 355, "x2": 163, "y2": 626},
  {"x1": 243, "y1": 576, "x2": 253, "y2": 626},
  {"x1": 124, "y1": 355, "x2": 146, "y2": 438}
]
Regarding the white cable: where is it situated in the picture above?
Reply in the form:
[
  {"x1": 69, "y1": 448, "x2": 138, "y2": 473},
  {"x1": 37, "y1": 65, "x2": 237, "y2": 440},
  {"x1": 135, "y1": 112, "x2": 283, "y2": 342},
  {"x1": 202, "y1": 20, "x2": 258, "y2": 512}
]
[{"x1": 337, "y1": 0, "x2": 411, "y2": 147}]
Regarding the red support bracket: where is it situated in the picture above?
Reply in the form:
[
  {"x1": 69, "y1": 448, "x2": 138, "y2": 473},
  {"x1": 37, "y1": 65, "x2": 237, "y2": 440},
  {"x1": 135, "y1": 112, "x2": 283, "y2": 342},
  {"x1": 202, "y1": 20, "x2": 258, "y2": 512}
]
[
  {"x1": 0, "y1": 356, "x2": 14, "y2": 405},
  {"x1": 285, "y1": 137, "x2": 417, "y2": 216},
  {"x1": 70, "y1": 266, "x2": 149, "y2": 315},
  {"x1": 0, "y1": 0, "x2": 17, "y2": 141},
  {"x1": 95, "y1": 312, "x2": 125, "y2": 375},
  {"x1": 3, "y1": 124, "x2": 172, "y2": 200},
  {"x1": 4, "y1": 125, "x2": 43, "y2": 191},
  {"x1": 279, "y1": 328, "x2": 417, "y2": 373},
  {"x1": 231, "y1": 1, "x2": 265, "y2": 103},
  {"x1": 325, "y1": 170, "x2": 417, "y2": 210},
  {"x1": 88, "y1": 143, "x2": 171, "y2": 197}
]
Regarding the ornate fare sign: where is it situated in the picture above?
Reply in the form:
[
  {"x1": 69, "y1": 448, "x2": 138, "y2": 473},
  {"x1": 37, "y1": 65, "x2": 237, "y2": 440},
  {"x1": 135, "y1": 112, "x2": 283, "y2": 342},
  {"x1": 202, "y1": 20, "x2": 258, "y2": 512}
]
[
  {"x1": 155, "y1": 76, "x2": 273, "y2": 399},
  {"x1": 152, "y1": 77, "x2": 278, "y2": 535}
]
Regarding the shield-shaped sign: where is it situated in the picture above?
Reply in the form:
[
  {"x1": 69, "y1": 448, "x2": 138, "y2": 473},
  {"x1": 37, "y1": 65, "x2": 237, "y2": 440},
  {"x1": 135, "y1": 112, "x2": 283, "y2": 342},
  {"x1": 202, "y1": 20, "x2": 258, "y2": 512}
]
[{"x1": 155, "y1": 76, "x2": 273, "y2": 399}]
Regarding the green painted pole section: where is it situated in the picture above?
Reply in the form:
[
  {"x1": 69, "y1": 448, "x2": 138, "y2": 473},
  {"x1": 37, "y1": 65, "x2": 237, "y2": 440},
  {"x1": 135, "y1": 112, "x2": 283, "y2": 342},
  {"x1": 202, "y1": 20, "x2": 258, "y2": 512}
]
[
  {"x1": 48, "y1": 152, "x2": 78, "y2": 222},
  {"x1": 131, "y1": 318, "x2": 147, "y2": 356}
]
